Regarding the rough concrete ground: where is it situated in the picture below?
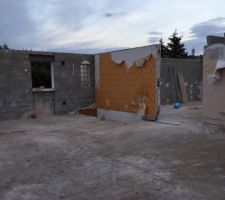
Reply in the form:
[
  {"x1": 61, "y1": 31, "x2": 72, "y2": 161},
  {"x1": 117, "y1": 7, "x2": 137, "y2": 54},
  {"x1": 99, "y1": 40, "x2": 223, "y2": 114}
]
[{"x1": 0, "y1": 103, "x2": 225, "y2": 200}]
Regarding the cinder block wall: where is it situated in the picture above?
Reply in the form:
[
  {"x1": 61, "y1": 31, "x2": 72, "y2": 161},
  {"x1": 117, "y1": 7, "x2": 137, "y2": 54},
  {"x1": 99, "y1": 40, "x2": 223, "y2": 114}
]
[
  {"x1": 0, "y1": 50, "x2": 33, "y2": 120},
  {"x1": 0, "y1": 50, "x2": 95, "y2": 120},
  {"x1": 160, "y1": 58, "x2": 203, "y2": 104},
  {"x1": 53, "y1": 53, "x2": 95, "y2": 114}
]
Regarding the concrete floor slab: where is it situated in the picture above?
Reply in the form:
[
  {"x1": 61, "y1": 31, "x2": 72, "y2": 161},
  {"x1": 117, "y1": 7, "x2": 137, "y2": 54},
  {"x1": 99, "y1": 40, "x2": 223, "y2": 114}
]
[{"x1": 0, "y1": 104, "x2": 225, "y2": 200}]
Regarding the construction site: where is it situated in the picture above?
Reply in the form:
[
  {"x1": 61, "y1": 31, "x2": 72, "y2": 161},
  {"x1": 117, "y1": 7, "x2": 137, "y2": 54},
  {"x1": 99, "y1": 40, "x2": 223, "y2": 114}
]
[{"x1": 0, "y1": 34, "x2": 225, "y2": 199}]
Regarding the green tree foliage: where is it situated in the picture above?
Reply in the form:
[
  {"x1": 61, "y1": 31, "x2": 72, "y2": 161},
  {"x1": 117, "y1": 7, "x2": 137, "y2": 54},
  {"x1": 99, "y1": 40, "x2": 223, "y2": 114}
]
[
  {"x1": 160, "y1": 30, "x2": 188, "y2": 58},
  {"x1": 160, "y1": 38, "x2": 169, "y2": 58},
  {"x1": 0, "y1": 43, "x2": 10, "y2": 50}
]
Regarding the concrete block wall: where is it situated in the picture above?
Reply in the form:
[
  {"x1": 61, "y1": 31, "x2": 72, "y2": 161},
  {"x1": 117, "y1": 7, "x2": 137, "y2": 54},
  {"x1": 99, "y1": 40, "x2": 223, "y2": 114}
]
[
  {"x1": 160, "y1": 58, "x2": 203, "y2": 104},
  {"x1": 0, "y1": 50, "x2": 33, "y2": 120},
  {"x1": 0, "y1": 50, "x2": 95, "y2": 120},
  {"x1": 207, "y1": 35, "x2": 225, "y2": 46},
  {"x1": 53, "y1": 53, "x2": 95, "y2": 114}
]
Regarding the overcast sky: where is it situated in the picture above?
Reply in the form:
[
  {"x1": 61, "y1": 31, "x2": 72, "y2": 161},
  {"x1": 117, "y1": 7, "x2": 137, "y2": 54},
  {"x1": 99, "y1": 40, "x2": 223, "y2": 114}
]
[{"x1": 1, "y1": 0, "x2": 225, "y2": 54}]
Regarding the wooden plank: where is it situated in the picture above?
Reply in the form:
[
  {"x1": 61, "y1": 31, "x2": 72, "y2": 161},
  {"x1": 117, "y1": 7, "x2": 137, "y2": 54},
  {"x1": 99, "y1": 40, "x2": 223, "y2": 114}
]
[
  {"x1": 170, "y1": 67, "x2": 182, "y2": 103},
  {"x1": 177, "y1": 72, "x2": 188, "y2": 103}
]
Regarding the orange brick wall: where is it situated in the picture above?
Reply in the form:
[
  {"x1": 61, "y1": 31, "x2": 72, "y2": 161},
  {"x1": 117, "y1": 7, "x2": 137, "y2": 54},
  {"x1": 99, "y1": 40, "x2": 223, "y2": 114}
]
[{"x1": 96, "y1": 53, "x2": 157, "y2": 116}]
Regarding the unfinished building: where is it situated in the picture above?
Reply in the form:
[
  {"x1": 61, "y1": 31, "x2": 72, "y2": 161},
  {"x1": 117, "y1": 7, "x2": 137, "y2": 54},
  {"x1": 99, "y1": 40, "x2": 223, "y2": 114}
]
[
  {"x1": 0, "y1": 43, "x2": 204, "y2": 121},
  {"x1": 0, "y1": 50, "x2": 95, "y2": 120},
  {"x1": 0, "y1": 45, "x2": 162, "y2": 121}
]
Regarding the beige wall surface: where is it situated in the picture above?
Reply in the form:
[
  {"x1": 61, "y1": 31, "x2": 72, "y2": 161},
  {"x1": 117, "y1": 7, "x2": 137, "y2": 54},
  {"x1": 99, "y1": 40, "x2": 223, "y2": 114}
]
[{"x1": 203, "y1": 44, "x2": 225, "y2": 123}]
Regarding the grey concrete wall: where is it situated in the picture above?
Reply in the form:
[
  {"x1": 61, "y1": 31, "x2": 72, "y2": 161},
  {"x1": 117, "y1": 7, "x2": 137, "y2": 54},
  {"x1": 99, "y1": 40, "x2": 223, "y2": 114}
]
[
  {"x1": 33, "y1": 92, "x2": 55, "y2": 115},
  {"x1": 0, "y1": 50, "x2": 33, "y2": 120},
  {"x1": 0, "y1": 50, "x2": 95, "y2": 120},
  {"x1": 53, "y1": 53, "x2": 95, "y2": 114},
  {"x1": 160, "y1": 58, "x2": 203, "y2": 104},
  {"x1": 207, "y1": 35, "x2": 225, "y2": 46}
]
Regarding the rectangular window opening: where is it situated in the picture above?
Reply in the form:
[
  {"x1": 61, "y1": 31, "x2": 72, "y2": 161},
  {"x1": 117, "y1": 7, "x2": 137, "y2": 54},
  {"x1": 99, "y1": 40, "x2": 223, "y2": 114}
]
[
  {"x1": 80, "y1": 64, "x2": 90, "y2": 88},
  {"x1": 31, "y1": 61, "x2": 54, "y2": 89}
]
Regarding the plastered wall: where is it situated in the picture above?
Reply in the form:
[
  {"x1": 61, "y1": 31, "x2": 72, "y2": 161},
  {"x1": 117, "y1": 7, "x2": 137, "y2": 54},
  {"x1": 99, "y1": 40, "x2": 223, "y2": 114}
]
[
  {"x1": 203, "y1": 43, "x2": 225, "y2": 123},
  {"x1": 96, "y1": 45, "x2": 160, "y2": 117}
]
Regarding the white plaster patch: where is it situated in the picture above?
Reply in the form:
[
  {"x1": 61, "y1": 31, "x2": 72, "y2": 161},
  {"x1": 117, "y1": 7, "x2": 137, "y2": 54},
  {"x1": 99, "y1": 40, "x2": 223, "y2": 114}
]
[
  {"x1": 111, "y1": 45, "x2": 159, "y2": 69},
  {"x1": 166, "y1": 98, "x2": 170, "y2": 104},
  {"x1": 206, "y1": 43, "x2": 225, "y2": 85},
  {"x1": 97, "y1": 109, "x2": 142, "y2": 122},
  {"x1": 80, "y1": 60, "x2": 90, "y2": 65}
]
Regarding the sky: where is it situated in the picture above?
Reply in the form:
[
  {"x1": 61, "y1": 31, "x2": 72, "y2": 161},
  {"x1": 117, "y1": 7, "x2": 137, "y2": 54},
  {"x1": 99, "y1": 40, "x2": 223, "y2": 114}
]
[{"x1": 1, "y1": 0, "x2": 225, "y2": 55}]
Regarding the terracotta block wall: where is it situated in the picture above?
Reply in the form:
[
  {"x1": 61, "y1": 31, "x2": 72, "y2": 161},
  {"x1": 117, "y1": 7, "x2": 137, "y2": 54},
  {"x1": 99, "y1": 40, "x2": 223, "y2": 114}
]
[{"x1": 96, "y1": 52, "x2": 158, "y2": 116}]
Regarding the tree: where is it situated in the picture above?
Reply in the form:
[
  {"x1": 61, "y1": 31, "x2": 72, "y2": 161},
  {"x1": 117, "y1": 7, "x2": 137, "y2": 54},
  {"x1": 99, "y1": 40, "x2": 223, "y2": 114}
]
[
  {"x1": 160, "y1": 38, "x2": 169, "y2": 58},
  {"x1": 167, "y1": 30, "x2": 187, "y2": 58},
  {"x1": 2, "y1": 44, "x2": 9, "y2": 50},
  {"x1": 0, "y1": 43, "x2": 9, "y2": 50}
]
